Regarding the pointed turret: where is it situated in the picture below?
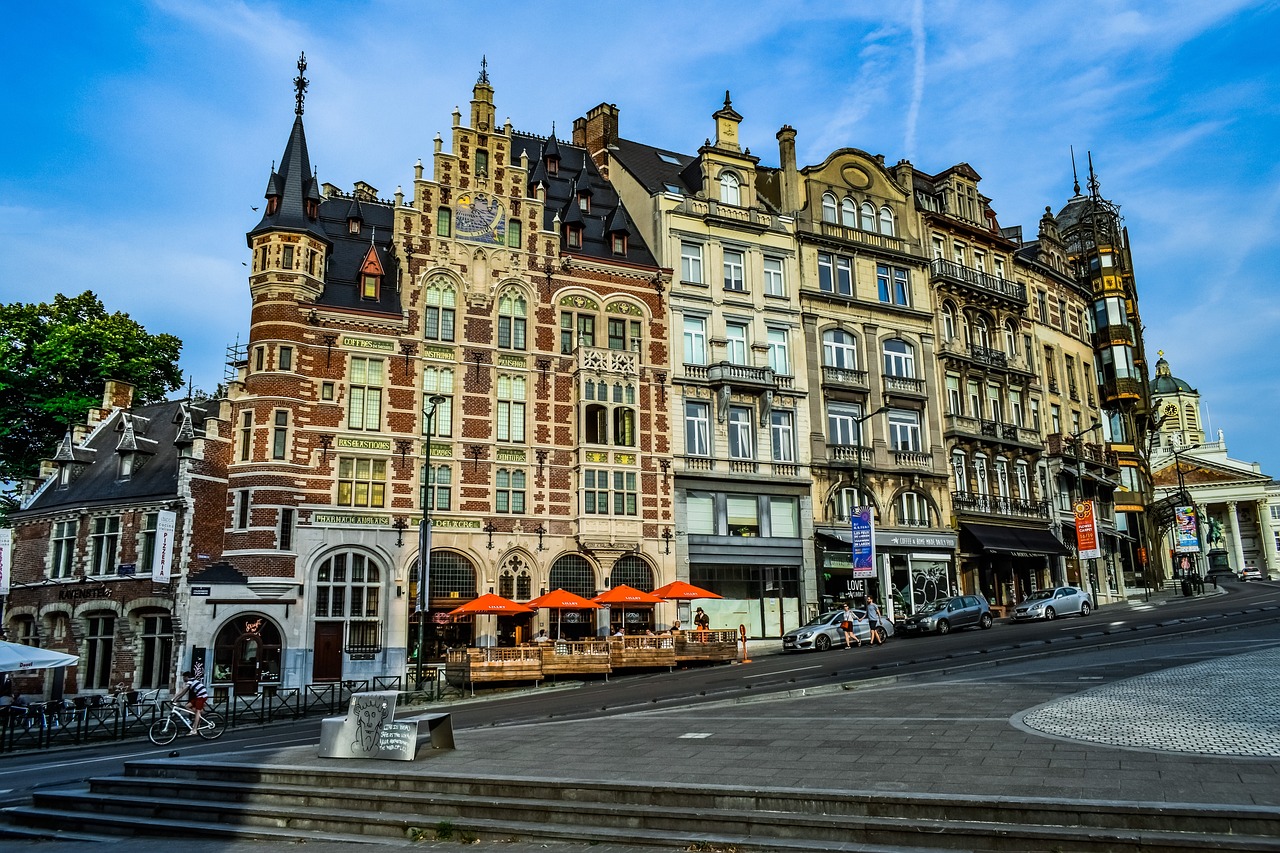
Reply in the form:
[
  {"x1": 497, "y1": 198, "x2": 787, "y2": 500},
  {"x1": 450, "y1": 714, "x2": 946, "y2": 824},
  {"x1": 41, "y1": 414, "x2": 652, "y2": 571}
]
[{"x1": 248, "y1": 53, "x2": 327, "y2": 246}]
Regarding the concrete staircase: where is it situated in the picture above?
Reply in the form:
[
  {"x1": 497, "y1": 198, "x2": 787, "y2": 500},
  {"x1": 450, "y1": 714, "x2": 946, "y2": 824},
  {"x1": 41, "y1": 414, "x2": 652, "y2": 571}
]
[{"x1": 6, "y1": 758, "x2": 1280, "y2": 851}]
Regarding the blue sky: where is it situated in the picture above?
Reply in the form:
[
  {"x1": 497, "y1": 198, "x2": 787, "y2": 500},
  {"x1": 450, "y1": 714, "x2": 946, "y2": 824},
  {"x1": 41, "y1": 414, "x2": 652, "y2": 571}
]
[{"x1": 3, "y1": 1, "x2": 1278, "y2": 475}]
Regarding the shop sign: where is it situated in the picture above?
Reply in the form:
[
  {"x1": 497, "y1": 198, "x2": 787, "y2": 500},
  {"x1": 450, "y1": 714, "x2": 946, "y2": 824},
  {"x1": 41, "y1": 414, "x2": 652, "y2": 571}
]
[
  {"x1": 341, "y1": 335, "x2": 395, "y2": 352},
  {"x1": 191, "y1": 586, "x2": 212, "y2": 597},
  {"x1": 336, "y1": 437, "x2": 392, "y2": 451},
  {"x1": 58, "y1": 585, "x2": 113, "y2": 601},
  {"x1": 878, "y1": 532, "x2": 958, "y2": 549},
  {"x1": 313, "y1": 513, "x2": 391, "y2": 526}
]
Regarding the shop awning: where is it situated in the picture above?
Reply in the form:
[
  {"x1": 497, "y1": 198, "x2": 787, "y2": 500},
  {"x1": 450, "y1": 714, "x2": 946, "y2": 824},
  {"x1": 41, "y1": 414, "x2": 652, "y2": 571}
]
[
  {"x1": 816, "y1": 530, "x2": 853, "y2": 548},
  {"x1": 961, "y1": 522, "x2": 1070, "y2": 558}
]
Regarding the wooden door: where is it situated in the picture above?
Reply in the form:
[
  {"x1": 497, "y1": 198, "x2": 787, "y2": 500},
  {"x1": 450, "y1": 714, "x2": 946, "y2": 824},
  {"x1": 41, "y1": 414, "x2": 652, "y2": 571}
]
[{"x1": 312, "y1": 623, "x2": 344, "y2": 682}]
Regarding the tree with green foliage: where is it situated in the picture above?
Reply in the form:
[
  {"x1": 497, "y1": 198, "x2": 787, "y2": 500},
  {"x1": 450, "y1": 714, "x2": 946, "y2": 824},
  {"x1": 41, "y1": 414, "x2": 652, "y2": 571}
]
[{"x1": 0, "y1": 291, "x2": 184, "y2": 483}]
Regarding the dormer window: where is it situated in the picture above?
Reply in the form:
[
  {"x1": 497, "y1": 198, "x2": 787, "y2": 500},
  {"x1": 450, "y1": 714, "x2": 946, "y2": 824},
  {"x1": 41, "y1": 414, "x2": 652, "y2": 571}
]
[
  {"x1": 547, "y1": 157, "x2": 559, "y2": 176},
  {"x1": 348, "y1": 217, "x2": 361, "y2": 235},
  {"x1": 266, "y1": 197, "x2": 279, "y2": 216},
  {"x1": 362, "y1": 274, "x2": 380, "y2": 300},
  {"x1": 611, "y1": 233, "x2": 627, "y2": 256},
  {"x1": 719, "y1": 171, "x2": 741, "y2": 206},
  {"x1": 358, "y1": 245, "x2": 384, "y2": 301},
  {"x1": 566, "y1": 225, "x2": 582, "y2": 249},
  {"x1": 305, "y1": 198, "x2": 319, "y2": 219},
  {"x1": 578, "y1": 194, "x2": 590, "y2": 213}
]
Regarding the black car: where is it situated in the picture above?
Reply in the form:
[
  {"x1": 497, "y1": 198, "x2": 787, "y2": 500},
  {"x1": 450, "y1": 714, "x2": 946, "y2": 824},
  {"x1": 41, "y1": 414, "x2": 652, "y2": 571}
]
[{"x1": 900, "y1": 594, "x2": 993, "y2": 635}]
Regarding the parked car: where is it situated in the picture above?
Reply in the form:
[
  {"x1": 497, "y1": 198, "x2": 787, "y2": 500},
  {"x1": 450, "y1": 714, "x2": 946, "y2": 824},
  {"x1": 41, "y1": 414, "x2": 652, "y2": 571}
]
[
  {"x1": 1011, "y1": 586, "x2": 1092, "y2": 621},
  {"x1": 900, "y1": 595, "x2": 992, "y2": 635},
  {"x1": 782, "y1": 610, "x2": 894, "y2": 652},
  {"x1": 1239, "y1": 566, "x2": 1264, "y2": 581}
]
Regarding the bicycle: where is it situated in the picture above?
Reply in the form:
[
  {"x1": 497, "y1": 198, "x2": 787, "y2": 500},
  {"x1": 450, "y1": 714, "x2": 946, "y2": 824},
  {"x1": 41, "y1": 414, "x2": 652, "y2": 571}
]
[{"x1": 147, "y1": 703, "x2": 226, "y2": 745}]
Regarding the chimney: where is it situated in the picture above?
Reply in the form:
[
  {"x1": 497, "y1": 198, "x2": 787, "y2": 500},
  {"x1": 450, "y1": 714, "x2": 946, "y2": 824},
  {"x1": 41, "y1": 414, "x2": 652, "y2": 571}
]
[
  {"x1": 102, "y1": 379, "x2": 135, "y2": 411},
  {"x1": 776, "y1": 125, "x2": 799, "y2": 213},
  {"x1": 576, "y1": 103, "x2": 620, "y2": 169}
]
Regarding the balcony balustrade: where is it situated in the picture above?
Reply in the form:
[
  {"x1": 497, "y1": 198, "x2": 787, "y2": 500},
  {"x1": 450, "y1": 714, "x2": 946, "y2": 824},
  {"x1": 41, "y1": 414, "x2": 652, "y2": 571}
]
[
  {"x1": 930, "y1": 258, "x2": 1027, "y2": 304},
  {"x1": 1100, "y1": 377, "x2": 1144, "y2": 401},
  {"x1": 796, "y1": 218, "x2": 917, "y2": 255},
  {"x1": 828, "y1": 444, "x2": 872, "y2": 466},
  {"x1": 728, "y1": 460, "x2": 759, "y2": 475},
  {"x1": 893, "y1": 450, "x2": 932, "y2": 469},
  {"x1": 1045, "y1": 433, "x2": 1119, "y2": 468},
  {"x1": 676, "y1": 197, "x2": 775, "y2": 230},
  {"x1": 883, "y1": 375, "x2": 926, "y2": 395},
  {"x1": 969, "y1": 345, "x2": 1009, "y2": 369},
  {"x1": 1091, "y1": 325, "x2": 1134, "y2": 348},
  {"x1": 952, "y1": 491, "x2": 1050, "y2": 519},
  {"x1": 821, "y1": 364, "x2": 869, "y2": 390},
  {"x1": 578, "y1": 345, "x2": 638, "y2": 376}
]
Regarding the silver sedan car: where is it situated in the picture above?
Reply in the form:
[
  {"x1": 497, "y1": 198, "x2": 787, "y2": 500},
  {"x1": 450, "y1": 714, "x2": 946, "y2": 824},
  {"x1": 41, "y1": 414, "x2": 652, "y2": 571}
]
[
  {"x1": 1011, "y1": 586, "x2": 1092, "y2": 621},
  {"x1": 782, "y1": 610, "x2": 893, "y2": 652}
]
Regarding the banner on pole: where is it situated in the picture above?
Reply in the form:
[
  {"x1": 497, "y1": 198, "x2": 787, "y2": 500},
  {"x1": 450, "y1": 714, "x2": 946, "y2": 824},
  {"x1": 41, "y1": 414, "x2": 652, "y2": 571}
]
[
  {"x1": 850, "y1": 507, "x2": 876, "y2": 578},
  {"x1": 1074, "y1": 501, "x2": 1102, "y2": 560},
  {"x1": 152, "y1": 510, "x2": 177, "y2": 583},
  {"x1": 0, "y1": 528, "x2": 11, "y2": 596},
  {"x1": 1174, "y1": 506, "x2": 1201, "y2": 553}
]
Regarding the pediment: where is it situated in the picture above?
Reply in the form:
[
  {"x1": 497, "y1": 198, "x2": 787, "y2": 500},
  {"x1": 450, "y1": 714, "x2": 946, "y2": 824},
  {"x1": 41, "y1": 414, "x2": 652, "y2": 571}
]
[{"x1": 1151, "y1": 458, "x2": 1270, "y2": 488}]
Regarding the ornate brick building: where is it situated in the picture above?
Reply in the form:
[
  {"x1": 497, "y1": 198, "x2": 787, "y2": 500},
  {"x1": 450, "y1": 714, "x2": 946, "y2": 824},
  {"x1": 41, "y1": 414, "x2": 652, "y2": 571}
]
[{"x1": 199, "y1": 57, "x2": 668, "y2": 692}]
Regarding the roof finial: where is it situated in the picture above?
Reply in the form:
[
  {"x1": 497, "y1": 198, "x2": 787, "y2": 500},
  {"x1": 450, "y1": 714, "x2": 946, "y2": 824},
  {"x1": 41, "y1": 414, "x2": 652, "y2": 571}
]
[
  {"x1": 1087, "y1": 151, "x2": 1100, "y2": 197},
  {"x1": 294, "y1": 52, "x2": 309, "y2": 117},
  {"x1": 1070, "y1": 145, "x2": 1080, "y2": 196},
  {"x1": 724, "y1": 89, "x2": 732, "y2": 109},
  {"x1": 478, "y1": 55, "x2": 489, "y2": 84}
]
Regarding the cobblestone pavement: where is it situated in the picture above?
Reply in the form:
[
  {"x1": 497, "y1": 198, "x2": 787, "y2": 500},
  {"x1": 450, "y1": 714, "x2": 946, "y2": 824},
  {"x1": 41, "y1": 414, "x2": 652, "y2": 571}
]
[{"x1": 1017, "y1": 646, "x2": 1280, "y2": 757}]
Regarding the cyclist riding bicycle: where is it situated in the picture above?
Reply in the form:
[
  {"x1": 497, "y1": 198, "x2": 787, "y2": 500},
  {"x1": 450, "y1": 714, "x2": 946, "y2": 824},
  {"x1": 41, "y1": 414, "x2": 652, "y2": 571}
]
[{"x1": 172, "y1": 670, "x2": 208, "y2": 735}]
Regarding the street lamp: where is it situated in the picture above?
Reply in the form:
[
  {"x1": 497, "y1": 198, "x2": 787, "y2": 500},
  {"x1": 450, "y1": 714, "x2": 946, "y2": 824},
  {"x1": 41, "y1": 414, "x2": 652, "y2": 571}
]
[
  {"x1": 853, "y1": 404, "x2": 888, "y2": 610},
  {"x1": 415, "y1": 393, "x2": 446, "y2": 692},
  {"x1": 1166, "y1": 441, "x2": 1202, "y2": 591}
]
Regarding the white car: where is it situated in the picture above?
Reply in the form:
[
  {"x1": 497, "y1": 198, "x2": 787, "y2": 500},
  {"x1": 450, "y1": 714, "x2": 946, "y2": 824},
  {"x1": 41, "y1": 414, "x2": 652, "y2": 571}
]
[
  {"x1": 1239, "y1": 566, "x2": 1264, "y2": 581},
  {"x1": 1011, "y1": 586, "x2": 1092, "y2": 621}
]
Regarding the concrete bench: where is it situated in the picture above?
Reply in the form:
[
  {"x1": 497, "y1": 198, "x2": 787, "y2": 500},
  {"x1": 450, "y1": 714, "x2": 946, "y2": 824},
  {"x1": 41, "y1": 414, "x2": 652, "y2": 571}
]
[{"x1": 317, "y1": 690, "x2": 454, "y2": 761}]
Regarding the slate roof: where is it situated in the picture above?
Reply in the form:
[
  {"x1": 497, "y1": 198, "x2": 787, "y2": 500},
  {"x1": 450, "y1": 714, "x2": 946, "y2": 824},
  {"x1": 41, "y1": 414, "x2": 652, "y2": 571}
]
[
  {"x1": 510, "y1": 131, "x2": 657, "y2": 268},
  {"x1": 609, "y1": 136, "x2": 782, "y2": 215},
  {"x1": 248, "y1": 115, "x2": 327, "y2": 244},
  {"x1": 311, "y1": 192, "x2": 399, "y2": 316},
  {"x1": 14, "y1": 400, "x2": 211, "y2": 516}
]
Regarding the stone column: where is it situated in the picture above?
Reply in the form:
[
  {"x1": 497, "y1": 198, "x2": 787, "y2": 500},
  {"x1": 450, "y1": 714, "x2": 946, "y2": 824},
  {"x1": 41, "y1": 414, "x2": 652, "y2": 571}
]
[
  {"x1": 1258, "y1": 499, "x2": 1279, "y2": 577},
  {"x1": 1227, "y1": 501, "x2": 1247, "y2": 574}
]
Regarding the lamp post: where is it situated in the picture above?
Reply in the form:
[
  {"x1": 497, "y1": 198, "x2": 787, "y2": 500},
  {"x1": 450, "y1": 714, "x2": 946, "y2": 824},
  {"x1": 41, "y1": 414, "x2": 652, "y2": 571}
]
[
  {"x1": 1068, "y1": 422, "x2": 1105, "y2": 596},
  {"x1": 1166, "y1": 441, "x2": 1202, "y2": 591},
  {"x1": 415, "y1": 394, "x2": 446, "y2": 692},
  {"x1": 853, "y1": 404, "x2": 888, "y2": 610}
]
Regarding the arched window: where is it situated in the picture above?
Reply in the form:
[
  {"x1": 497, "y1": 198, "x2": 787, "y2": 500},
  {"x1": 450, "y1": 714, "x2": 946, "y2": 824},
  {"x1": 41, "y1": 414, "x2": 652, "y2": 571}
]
[
  {"x1": 315, "y1": 551, "x2": 382, "y2": 653},
  {"x1": 898, "y1": 492, "x2": 931, "y2": 527},
  {"x1": 822, "y1": 329, "x2": 858, "y2": 369},
  {"x1": 973, "y1": 454, "x2": 990, "y2": 496},
  {"x1": 498, "y1": 555, "x2": 533, "y2": 601},
  {"x1": 424, "y1": 277, "x2": 457, "y2": 342},
  {"x1": 860, "y1": 202, "x2": 876, "y2": 231},
  {"x1": 972, "y1": 315, "x2": 991, "y2": 349},
  {"x1": 882, "y1": 338, "x2": 915, "y2": 378},
  {"x1": 497, "y1": 290, "x2": 527, "y2": 351},
  {"x1": 426, "y1": 551, "x2": 477, "y2": 600},
  {"x1": 821, "y1": 192, "x2": 838, "y2": 223},
  {"x1": 878, "y1": 206, "x2": 895, "y2": 236},
  {"x1": 840, "y1": 197, "x2": 856, "y2": 227},
  {"x1": 951, "y1": 451, "x2": 967, "y2": 493},
  {"x1": 1004, "y1": 320, "x2": 1018, "y2": 357},
  {"x1": 609, "y1": 555, "x2": 654, "y2": 591},
  {"x1": 549, "y1": 554, "x2": 597, "y2": 596},
  {"x1": 719, "y1": 171, "x2": 741, "y2": 206},
  {"x1": 941, "y1": 302, "x2": 957, "y2": 341}
]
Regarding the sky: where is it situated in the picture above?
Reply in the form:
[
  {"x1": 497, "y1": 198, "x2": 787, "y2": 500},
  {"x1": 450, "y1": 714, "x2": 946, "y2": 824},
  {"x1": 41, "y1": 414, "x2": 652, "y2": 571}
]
[{"x1": 2, "y1": 1, "x2": 1278, "y2": 475}]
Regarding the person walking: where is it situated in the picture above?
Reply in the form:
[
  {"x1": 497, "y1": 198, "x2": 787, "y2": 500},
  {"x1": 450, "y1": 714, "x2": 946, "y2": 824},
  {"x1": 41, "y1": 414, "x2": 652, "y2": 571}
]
[
  {"x1": 172, "y1": 670, "x2": 208, "y2": 736},
  {"x1": 865, "y1": 596, "x2": 885, "y2": 645},
  {"x1": 840, "y1": 603, "x2": 860, "y2": 649}
]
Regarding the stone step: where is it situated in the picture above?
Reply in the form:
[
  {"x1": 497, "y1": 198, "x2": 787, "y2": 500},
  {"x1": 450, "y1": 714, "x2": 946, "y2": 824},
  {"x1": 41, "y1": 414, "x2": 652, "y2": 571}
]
[
  {"x1": 117, "y1": 758, "x2": 1280, "y2": 840},
  {"x1": 12, "y1": 773, "x2": 1280, "y2": 853}
]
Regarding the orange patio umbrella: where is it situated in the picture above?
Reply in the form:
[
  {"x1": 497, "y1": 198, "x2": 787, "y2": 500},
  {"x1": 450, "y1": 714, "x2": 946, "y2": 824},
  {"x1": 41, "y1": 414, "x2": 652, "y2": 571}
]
[
  {"x1": 593, "y1": 584, "x2": 664, "y2": 634},
  {"x1": 527, "y1": 588, "x2": 600, "y2": 639},
  {"x1": 651, "y1": 580, "x2": 723, "y2": 601},
  {"x1": 446, "y1": 592, "x2": 535, "y2": 617}
]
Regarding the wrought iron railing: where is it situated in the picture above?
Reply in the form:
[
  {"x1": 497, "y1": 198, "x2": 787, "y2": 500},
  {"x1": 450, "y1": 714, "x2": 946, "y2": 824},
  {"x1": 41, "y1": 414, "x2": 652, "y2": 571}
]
[
  {"x1": 952, "y1": 491, "x2": 1050, "y2": 519},
  {"x1": 930, "y1": 258, "x2": 1027, "y2": 303}
]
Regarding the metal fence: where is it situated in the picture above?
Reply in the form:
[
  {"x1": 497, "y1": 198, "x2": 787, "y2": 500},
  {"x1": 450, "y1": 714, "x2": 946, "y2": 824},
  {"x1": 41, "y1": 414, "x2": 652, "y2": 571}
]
[{"x1": 0, "y1": 672, "x2": 445, "y2": 755}]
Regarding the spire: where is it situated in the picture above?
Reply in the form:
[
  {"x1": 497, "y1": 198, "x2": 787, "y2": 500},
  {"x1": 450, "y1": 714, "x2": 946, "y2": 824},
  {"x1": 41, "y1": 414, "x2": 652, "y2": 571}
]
[
  {"x1": 248, "y1": 53, "x2": 327, "y2": 245},
  {"x1": 605, "y1": 203, "x2": 633, "y2": 235},
  {"x1": 478, "y1": 54, "x2": 489, "y2": 85},
  {"x1": 1070, "y1": 145, "x2": 1080, "y2": 196},
  {"x1": 294, "y1": 52, "x2": 309, "y2": 116}
]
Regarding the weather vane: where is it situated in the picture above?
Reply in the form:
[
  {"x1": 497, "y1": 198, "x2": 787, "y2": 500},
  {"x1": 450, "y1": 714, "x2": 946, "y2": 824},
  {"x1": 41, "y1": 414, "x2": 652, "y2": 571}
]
[
  {"x1": 478, "y1": 55, "x2": 489, "y2": 85},
  {"x1": 294, "y1": 52, "x2": 309, "y2": 116}
]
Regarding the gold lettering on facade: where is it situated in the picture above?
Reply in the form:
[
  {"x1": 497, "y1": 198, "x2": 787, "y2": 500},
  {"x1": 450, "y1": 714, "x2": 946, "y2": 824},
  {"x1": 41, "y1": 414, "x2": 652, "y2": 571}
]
[
  {"x1": 423, "y1": 344, "x2": 454, "y2": 359},
  {"x1": 496, "y1": 448, "x2": 526, "y2": 462},
  {"x1": 313, "y1": 513, "x2": 391, "y2": 526},
  {"x1": 336, "y1": 437, "x2": 393, "y2": 451},
  {"x1": 341, "y1": 336, "x2": 396, "y2": 352},
  {"x1": 496, "y1": 354, "x2": 527, "y2": 368}
]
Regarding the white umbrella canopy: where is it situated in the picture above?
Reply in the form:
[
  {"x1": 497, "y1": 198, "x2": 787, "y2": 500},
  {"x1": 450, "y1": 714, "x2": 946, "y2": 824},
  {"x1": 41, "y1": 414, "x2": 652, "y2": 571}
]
[{"x1": 0, "y1": 641, "x2": 77, "y2": 672}]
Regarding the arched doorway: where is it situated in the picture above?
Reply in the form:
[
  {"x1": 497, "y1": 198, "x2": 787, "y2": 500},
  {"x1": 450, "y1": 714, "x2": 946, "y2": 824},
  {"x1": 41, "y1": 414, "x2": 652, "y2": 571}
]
[
  {"x1": 213, "y1": 615, "x2": 282, "y2": 696},
  {"x1": 312, "y1": 550, "x2": 384, "y2": 683},
  {"x1": 409, "y1": 550, "x2": 478, "y2": 662}
]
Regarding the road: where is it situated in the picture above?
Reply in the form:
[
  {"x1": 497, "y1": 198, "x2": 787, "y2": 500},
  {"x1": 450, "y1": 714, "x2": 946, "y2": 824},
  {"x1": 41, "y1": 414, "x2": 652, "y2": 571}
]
[{"x1": 3, "y1": 579, "x2": 1277, "y2": 812}]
